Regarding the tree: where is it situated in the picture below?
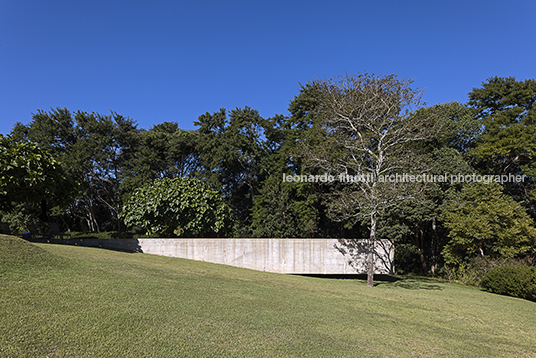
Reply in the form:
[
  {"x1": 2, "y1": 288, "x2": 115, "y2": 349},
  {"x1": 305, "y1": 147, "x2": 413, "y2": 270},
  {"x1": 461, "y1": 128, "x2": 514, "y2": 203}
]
[
  {"x1": 70, "y1": 110, "x2": 139, "y2": 232},
  {"x1": 414, "y1": 101, "x2": 480, "y2": 153},
  {"x1": 441, "y1": 182, "x2": 536, "y2": 265},
  {"x1": 194, "y1": 107, "x2": 269, "y2": 234},
  {"x1": 12, "y1": 108, "x2": 139, "y2": 232},
  {"x1": 0, "y1": 135, "x2": 74, "y2": 217},
  {"x1": 121, "y1": 122, "x2": 200, "y2": 200},
  {"x1": 120, "y1": 177, "x2": 231, "y2": 237},
  {"x1": 251, "y1": 174, "x2": 320, "y2": 238},
  {"x1": 251, "y1": 84, "x2": 329, "y2": 238},
  {"x1": 468, "y1": 76, "x2": 536, "y2": 207},
  {"x1": 306, "y1": 73, "x2": 441, "y2": 286},
  {"x1": 376, "y1": 102, "x2": 478, "y2": 275}
]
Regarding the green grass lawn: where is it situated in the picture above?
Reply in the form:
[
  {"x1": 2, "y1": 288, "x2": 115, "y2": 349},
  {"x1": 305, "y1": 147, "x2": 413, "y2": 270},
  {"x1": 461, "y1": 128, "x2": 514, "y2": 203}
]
[{"x1": 1, "y1": 234, "x2": 535, "y2": 357}]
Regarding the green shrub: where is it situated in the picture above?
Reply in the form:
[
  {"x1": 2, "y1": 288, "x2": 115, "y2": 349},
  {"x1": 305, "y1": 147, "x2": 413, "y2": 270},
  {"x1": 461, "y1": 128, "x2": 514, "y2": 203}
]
[
  {"x1": 120, "y1": 177, "x2": 231, "y2": 237},
  {"x1": 480, "y1": 265, "x2": 536, "y2": 302},
  {"x1": 69, "y1": 231, "x2": 138, "y2": 239},
  {"x1": 441, "y1": 256, "x2": 535, "y2": 286}
]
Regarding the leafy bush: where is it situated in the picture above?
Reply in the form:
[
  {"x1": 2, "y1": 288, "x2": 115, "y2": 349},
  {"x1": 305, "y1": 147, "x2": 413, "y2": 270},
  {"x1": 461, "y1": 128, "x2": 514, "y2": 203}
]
[
  {"x1": 441, "y1": 256, "x2": 534, "y2": 286},
  {"x1": 69, "y1": 231, "x2": 137, "y2": 239},
  {"x1": 0, "y1": 135, "x2": 75, "y2": 211},
  {"x1": 480, "y1": 265, "x2": 536, "y2": 302},
  {"x1": 120, "y1": 177, "x2": 231, "y2": 237}
]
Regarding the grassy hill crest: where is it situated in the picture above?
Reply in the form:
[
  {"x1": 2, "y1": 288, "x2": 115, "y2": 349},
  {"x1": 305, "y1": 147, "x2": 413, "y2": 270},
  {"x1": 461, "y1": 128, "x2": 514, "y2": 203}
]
[{"x1": 0, "y1": 234, "x2": 69, "y2": 274}]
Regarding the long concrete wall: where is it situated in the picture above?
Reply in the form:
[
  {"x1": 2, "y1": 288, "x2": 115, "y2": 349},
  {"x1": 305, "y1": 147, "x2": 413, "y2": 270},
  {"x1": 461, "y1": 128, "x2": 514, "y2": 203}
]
[{"x1": 28, "y1": 238, "x2": 394, "y2": 274}]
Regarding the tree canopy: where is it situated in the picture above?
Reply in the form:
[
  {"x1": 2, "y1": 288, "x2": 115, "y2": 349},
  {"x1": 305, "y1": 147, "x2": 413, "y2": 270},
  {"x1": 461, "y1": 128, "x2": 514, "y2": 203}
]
[
  {"x1": 469, "y1": 76, "x2": 536, "y2": 206},
  {"x1": 442, "y1": 182, "x2": 536, "y2": 265},
  {"x1": 0, "y1": 135, "x2": 74, "y2": 213}
]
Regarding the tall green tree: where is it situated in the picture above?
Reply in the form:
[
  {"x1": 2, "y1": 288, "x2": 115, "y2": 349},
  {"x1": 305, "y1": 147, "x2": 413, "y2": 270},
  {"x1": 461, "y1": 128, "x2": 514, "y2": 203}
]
[
  {"x1": 195, "y1": 107, "x2": 269, "y2": 235},
  {"x1": 377, "y1": 102, "x2": 479, "y2": 275},
  {"x1": 468, "y1": 76, "x2": 536, "y2": 208},
  {"x1": 122, "y1": 122, "x2": 200, "y2": 194},
  {"x1": 442, "y1": 182, "x2": 536, "y2": 265},
  {"x1": 0, "y1": 135, "x2": 74, "y2": 225},
  {"x1": 251, "y1": 84, "x2": 350, "y2": 238},
  {"x1": 251, "y1": 85, "x2": 320, "y2": 238},
  {"x1": 11, "y1": 108, "x2": 139, "y2": 232},
  {"x1": 69, "y1": 110, "x2": 139, "y2": 231}
]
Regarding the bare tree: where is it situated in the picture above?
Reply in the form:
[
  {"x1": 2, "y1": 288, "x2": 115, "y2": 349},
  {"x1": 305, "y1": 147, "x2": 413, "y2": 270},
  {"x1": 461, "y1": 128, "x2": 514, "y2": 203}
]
[{"x1": 305, "y1": 73, "x2": 441, "y2": 287}]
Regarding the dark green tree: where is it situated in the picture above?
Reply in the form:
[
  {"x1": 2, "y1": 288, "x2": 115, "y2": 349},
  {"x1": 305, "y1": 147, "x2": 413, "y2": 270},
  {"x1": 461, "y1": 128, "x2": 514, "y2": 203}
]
[
  {"x1": 0, "y1": 135, "x2": 74, "y2": 227},
  {"x1": 11, "y1": 108, "x2": 139, "y2": 232},
  {"x1": 251, "y1": 173, "x2": 321, "y2": 238},
  {"x1": 251, "y1": 84, "x2": 340, "y2": 238},
  {"x1": 377, "y1": 102, "x2": 479, "y2": 275},
  {"x1": 194, "y1": 107, "x2": 269, "y2": 235},
  {"x1": 442, "y1": 182, "x2": 536, "y2": 265},
  {"x1": 122, "y1": 122, "x2": 200, "y2": 194},
  {"x1": 468, "y1": 76, "x2": 536, "y2": 208}
]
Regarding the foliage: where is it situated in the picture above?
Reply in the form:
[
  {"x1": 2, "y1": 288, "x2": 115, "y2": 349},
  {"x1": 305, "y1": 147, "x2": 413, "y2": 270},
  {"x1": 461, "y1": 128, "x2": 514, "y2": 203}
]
[
  {"x1": 11, "y1": 108, "x2": 139, "y2": 232},
  {"x1": 120, "y1": 177, "x2": 231, "y2": 237},
  {"x1": 374, "y1": 102, "x2": 478, "y2": 276},
  {"x1": 0, "y1": 202, "x2": 43, "y2": 234},
  {"x1": 250, "y1": 84, "x2": 330, "y2": 238},
  {"x1": 440, "y1": 256, "x2": 534, "y2": 286},
  {"x1": 441, "y1": 182, "x2": 536, "y2": 265},
  {"x1": 413, "y1": 101, "x2": 480, "y2": 153},
  {"x1": 195, "y1": 107, "x2": 269, "y2": 233},
  {"x1": 468, "y1": 76, "x2": 536, "y2": 206},
  {"x1": 379, "y1": 145, "x2": 475, "y2": 276},
  {"x1": 0, "y1": 135, "x2": 74, "y2": 212},
  {"x1": 251, "y1": 174, "x2": 320, "y2": 238},
  {"x1": 480, "y1": 265, "x2": 536, "y2": 302},
  {"x1": 68, "y1": 231, "x2": 137, "y2": 239},
  {"x1": 469, "y1": 76, "x2": 536, "y2": 164},
  {"x1": 122, "y1": 122, "x2": 200, "y2": 193}
]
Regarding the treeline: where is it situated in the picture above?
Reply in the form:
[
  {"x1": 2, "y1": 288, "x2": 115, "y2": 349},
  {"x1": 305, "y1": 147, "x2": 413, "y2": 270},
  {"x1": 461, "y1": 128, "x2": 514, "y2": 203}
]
[{"x1": 2, "y1": 75, "x2": 536, "y2": 276}]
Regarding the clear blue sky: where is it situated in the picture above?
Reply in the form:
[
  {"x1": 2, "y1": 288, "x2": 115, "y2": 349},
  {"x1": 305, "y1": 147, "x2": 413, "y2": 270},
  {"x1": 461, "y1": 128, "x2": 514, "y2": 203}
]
[{"x1": 1, "y1": 0, "x2": 535, "y2": 135}]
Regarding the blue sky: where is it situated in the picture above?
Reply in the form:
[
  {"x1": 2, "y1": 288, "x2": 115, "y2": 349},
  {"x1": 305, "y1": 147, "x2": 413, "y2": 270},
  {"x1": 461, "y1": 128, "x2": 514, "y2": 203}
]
[{"x1": 1, "y1": 0, "x2": 535, "y2": 135}]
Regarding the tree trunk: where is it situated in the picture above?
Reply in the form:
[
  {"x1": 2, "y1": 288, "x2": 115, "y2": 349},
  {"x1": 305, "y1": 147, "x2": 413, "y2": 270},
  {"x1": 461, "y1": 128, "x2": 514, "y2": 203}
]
[
  {"x1": 87, "y1": 201, "x2": 100, "y2": 233},
  {"x1": 367, "y1": 211, "x2": 377, "y2": 287}
]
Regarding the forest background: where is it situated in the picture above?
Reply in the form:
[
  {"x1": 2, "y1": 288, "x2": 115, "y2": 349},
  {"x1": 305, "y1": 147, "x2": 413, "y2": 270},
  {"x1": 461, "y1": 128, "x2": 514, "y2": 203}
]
[{"x1": 1, "y1": 75, "x2": 536, "y2": 279}]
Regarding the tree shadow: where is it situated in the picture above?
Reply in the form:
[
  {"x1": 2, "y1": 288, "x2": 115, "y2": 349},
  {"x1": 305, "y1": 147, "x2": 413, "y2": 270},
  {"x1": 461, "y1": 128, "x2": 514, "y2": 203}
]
[
  {"x1": 334, "y1": 239, "x2": 395, "y2": 274},
  {"x1": 298, "y1": 274, "x2": 400, "y2": 281},
  {"x1": 22, "y1": 237, "x2": 143, "y2": 254},
  {"x1": 376, "y1": 276, "x2": 444, "y2": 290},
  {"x1": 100, "y1": 239, "x2": 143, "y2": 253},
  {"x1": 298, "y1": 274, "x2": 444, "y2": 290}
]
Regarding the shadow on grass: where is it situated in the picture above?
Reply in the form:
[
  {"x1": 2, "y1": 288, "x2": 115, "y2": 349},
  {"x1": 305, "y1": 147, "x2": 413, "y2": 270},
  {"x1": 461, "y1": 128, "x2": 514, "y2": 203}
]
[
  {"x1": 385, "y1": 278, "x2": 443, "y2": 290},
  {"x1": 298, "y1": 274, "x2": 444, "y2": 290},
  {"x1": 22, "y1": 237, "x2": 143, "y2": 254}
]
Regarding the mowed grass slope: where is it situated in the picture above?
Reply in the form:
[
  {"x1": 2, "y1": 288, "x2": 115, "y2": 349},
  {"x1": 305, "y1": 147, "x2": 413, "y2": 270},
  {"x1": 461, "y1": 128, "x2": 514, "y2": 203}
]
[{"x1": 1, "y1": 235, "x2": 535, "y2": 358}]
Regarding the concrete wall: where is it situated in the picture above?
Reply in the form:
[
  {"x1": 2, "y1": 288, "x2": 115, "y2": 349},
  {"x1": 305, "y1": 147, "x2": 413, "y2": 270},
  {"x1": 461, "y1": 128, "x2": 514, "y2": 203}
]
[{"x1": 28, "y1": 237, "x2": 394, "y2": 274}]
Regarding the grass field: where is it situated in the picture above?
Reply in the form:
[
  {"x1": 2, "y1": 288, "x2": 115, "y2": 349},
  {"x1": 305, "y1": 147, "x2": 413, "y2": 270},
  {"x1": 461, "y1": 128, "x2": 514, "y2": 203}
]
[{"x1": 1, "y1": 234, "x2": 535, "y2": 357}]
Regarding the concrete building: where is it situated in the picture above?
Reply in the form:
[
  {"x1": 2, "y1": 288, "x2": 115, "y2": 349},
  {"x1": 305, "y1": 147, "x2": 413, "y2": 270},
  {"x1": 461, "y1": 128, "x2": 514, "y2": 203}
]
[{"x1": 29, "y1": 237, "x2": 394, "y2": 274}]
